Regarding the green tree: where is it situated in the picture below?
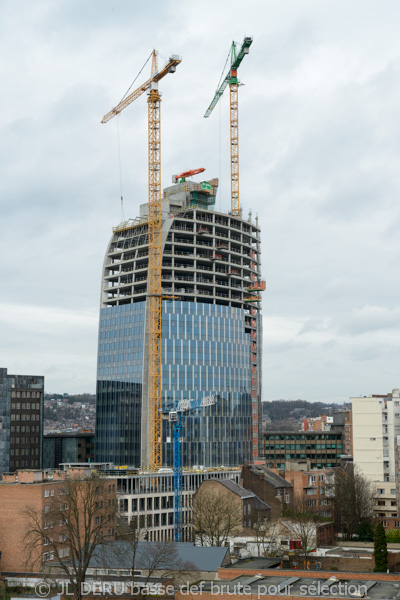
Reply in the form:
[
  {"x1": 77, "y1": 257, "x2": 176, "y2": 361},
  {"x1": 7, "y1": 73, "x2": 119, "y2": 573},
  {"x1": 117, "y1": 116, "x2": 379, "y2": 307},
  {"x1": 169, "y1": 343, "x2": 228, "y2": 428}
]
[
  {"x1": 356, "y1": 520, "x2": 374, "y2": 542},
  {"x1": 0, "y1": 581, "x2": 10, "y2": 600},
  {"x1": 374, "y1": 522, "x2": 388, "y2": 572},
  {"x1": 385, "y1": 529, "x2": 400, "y2": 543}
]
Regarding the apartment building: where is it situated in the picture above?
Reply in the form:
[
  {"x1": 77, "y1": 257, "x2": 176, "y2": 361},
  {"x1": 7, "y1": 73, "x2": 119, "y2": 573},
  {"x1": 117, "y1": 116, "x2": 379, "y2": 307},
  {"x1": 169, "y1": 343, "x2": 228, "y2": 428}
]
[
  {"x1": 332, "y1": 409, "x2": 353, "y2": 456},
  {"x1": 0, "y1": 368, "x2": 44, "y2": 476},
  {"x1": 240, "y1": 464, "x2": 294, "y2": 519},
  {"x1": 280, "y1": 468, "x2": 335, "y2": 519},
  {"x1": 352, "y1": 390, "x2": 400, "y2": 482},
  {"x1": 0, "y1": 468, "x2": 116, "y2": 573},
  {"x1": 374, "y1": 481, "x2": 397, "y2": 519},
  {"x1": 263, "y1": 431, "x2": 343, "y2": 469}
]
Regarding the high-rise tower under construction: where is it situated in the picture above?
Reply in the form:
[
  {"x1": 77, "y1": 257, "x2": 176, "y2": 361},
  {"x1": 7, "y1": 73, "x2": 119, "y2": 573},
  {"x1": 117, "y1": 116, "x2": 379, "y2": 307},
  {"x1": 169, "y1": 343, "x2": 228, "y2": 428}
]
[{"x1": 95, "y1": 177, "x2": 263, "y2": 467}]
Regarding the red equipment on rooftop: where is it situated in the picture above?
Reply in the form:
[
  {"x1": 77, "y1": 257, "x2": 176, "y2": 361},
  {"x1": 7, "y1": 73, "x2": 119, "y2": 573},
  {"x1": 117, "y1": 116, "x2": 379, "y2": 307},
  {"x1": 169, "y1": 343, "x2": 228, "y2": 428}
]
[{"x1": 173, "y1": 168, "x2": 205, "y2": 183}]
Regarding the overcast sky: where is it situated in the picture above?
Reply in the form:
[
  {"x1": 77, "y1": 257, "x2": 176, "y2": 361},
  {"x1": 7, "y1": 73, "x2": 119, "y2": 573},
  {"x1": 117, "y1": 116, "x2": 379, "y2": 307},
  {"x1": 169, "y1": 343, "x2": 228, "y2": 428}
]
[{"x1": 1, "y1": 0, "x2": 400, "y2": 401}]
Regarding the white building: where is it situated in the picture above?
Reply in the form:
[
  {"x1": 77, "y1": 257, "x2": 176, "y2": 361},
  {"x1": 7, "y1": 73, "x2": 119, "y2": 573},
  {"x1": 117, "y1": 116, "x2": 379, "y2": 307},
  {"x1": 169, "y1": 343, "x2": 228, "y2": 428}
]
[{"x1": 352, "y1": 389, "x2": 400, "y2": 483}]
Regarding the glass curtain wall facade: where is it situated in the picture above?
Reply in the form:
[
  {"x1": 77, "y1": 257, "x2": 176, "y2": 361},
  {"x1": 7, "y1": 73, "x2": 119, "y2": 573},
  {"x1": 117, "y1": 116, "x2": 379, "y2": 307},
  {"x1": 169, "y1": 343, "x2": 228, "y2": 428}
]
[
  {"x1": 162, "y1": 301, "x2": 252, "y2": 466},
  {"x1": 95, "y1": 177, "x2": 262, "y2": 468},
  {"x1": 96, "y1": 303, "x2": 145, "y2": 465}
]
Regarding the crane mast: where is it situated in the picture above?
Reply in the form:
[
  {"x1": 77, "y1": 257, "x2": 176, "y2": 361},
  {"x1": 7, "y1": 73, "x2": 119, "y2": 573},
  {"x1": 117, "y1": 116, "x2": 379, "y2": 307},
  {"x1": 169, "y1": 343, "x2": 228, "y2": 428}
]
[
  {"x1": 204, "y1": 36, "x2": 252, "y2": 216},
  {"x1": 101, "y1": 50, "x2": 181, "y2": 469},
  {"x1": 147, "y1": 52, "x2": 163, "y2": 469},
  {"x1": 164, "y1": 394, "x2": 216, "y2": 541}
]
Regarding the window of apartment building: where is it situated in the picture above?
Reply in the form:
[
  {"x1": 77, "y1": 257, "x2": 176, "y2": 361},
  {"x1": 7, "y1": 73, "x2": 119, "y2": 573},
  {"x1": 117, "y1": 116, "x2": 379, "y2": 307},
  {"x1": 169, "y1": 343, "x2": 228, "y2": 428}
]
[
  {"x1": 132, "y1": 498, "x2": 137, "y2": 512},
  {"x1": 44, "y1": 490, "x2": 49, "y2": 498},
  {"x1": 391, "y1": 501, "x2": 397, "y2": 506},
  {"x1": 139, "y1": 498, "x2": 145, "y2": 511},
  {"x1": 391, "y1": 489, "x2": 396, "y2": 495},
  {"x1": 377, "y1": 501, "x2": 386, "y2": 506},
  {"x1": 147, "y1": 498, "x2": 152, "y2": 510}
]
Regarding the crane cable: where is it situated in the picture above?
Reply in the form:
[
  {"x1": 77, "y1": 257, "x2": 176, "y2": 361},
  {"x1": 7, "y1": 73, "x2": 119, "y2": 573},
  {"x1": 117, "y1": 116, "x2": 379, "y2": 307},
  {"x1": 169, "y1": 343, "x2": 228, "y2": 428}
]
[
  {"x1": 115, "y1": 51, "x2": 153, "y2": 222},
  {"x1": 118, "y1": 50, "x2": 153, "y2": 105},
  {"x1": 116, "y1": 115, "x2": 125, "y2": 223},
  {"x1": 214, "y1": 45, "x2": 232, "y2": 211},
  {"x1": 215, "y1": 45, "x2": 232, "y2": 91}
]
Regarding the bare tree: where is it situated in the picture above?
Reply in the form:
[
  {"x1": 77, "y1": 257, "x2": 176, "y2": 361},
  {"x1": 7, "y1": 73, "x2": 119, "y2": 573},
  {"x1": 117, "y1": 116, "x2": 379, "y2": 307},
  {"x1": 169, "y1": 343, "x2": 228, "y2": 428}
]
[
  {"x1": 251, "y1": 511, "x2": 280, "y2": 557},
  {"x1": 333, "y1": 465, "x2": 374, "y2": 540},
  {"x1": 193, "y1": 489, "x2": 243, "y2": 546},
  {"x1": 24, "y1": 472, "x2": 116, "y2": 600},
  {"x1": 103, "y1": 516, "x2": 149, "y2": 584},
  {"x1": 99, "y1": 520, "x2": 196, "y2": 595},
  {"x1": 281, "y1": 499, "x2": 321, "y2": 561}
]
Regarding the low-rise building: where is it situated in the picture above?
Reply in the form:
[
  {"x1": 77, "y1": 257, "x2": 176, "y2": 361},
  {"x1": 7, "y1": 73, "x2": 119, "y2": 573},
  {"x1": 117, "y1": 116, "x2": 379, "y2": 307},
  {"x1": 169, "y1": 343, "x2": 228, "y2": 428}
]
[
  {"x1": 278, "y1": 468, "x2": 335, "y2": 519},
  {"x1": 262, "y1": 432, "x2": 343, "y2": 470},
  {"x1": 0, "y1": 468, "x2": 116, "y2": 573},
  {"x1": 373, "y1": 481, "x2": 398, "y2": 518},
  {"x1": 88, "y1": 541, "x2": 230, "y2": 583},
  {"x1": 240, "y1": 465, "x2": 294, "y2": 519},
  {"x1": 43, "y1": 432, "x2": 95, "y2": 468},
  {"x1": 111, "y1": 466, "x2": 241, "y2": 542},
  {"x1": 194, "y1": 479, "x2": 271, "y2": 538}
]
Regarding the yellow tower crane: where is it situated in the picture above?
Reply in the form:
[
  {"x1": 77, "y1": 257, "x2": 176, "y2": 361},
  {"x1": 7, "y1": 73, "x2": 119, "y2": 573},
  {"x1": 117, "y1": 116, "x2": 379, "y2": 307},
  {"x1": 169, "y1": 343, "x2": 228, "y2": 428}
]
[
  {"x1": 101, "y1": 50, "x2": 182, "y2": 469},
  {"x1": 204, "y1": 37, "x2": 252, "y2": 216}
]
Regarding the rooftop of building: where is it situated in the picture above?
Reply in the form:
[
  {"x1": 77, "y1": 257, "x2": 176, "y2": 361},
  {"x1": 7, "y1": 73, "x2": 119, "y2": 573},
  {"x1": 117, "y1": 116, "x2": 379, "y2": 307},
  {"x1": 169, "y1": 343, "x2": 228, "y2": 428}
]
[
  {"x1": 352, "y1": 389, "x2": 400, "y2": 399},
  {"x1": 90, "y1": 541, "x2": 229, "y2": 572},
  {"x1": 44, "y1": 431, "x2": 94, "y2": 438},
  {"x1": 264, "y1": 430, "x2": 341, "y2": 435},
  {"x1": 58, "y1": 462, "x2": 241, "y2": 477},
  {"x1": 248, "y1": 465, "x2": 292, "y2": 488},
  {"x1": 112, "y1": 177, "x2": 261, "y2": 234},
  {"x1": 217, "y1": 479, "x2": 255, "y2": 499},
  {"x1": 215, "y1": 479, "x2": 271, "y2": 511},
  {"x1": 1, "y1": 469, "x2": 67, "y2": 484},
  {"x1": 204, "y1": 574, "x2": 400, "y2": 599},
  {"x1": 224, "y1": 557, "x2": 282, "y2": 570}
]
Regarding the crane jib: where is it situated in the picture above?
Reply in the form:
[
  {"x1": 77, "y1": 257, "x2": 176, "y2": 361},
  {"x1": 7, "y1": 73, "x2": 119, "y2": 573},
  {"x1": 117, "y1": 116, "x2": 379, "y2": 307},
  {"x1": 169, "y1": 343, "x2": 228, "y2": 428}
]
[{"x1": 203, "y1": 37, "x2": 253, "y2": 118}]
